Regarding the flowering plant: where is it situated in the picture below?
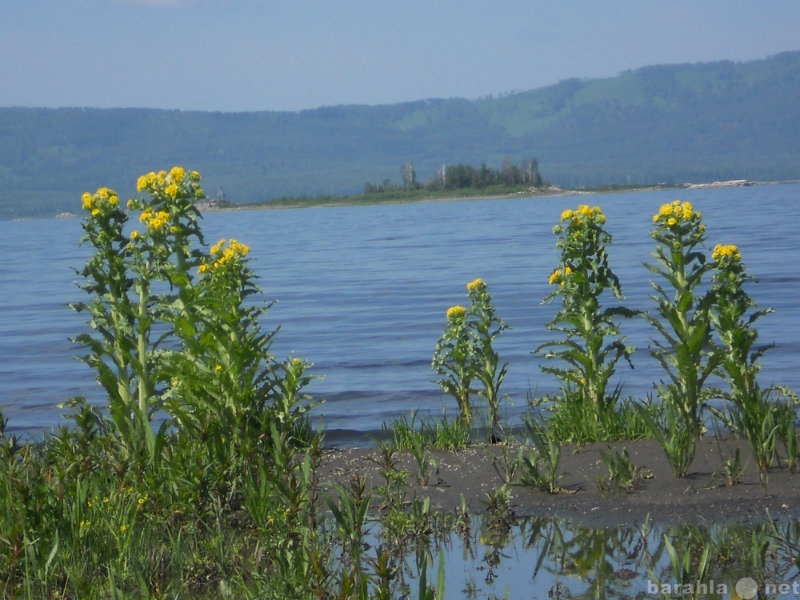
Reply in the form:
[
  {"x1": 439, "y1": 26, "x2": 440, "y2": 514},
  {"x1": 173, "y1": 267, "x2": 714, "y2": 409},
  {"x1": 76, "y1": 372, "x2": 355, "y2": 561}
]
[
  {"x1": 537, "y1": 205, "x2": 635, "y2": 419},
  {"x1": 645, "y1": 201, "x2": 717, "y2": 431},
  {"x1": 432, "y1": 279, "x2": 508, "y2": 431},
  {"x1": 72, "y1": 167, "x2": 316, "y2": 475},
  {"x1": 643, "y1": 200, "x2": 716, "y2": 476}
]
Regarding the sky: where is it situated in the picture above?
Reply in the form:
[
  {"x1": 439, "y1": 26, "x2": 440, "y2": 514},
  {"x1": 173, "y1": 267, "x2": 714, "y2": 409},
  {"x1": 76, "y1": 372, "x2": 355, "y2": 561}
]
[{"x1": 1, "y1": 0, "x2": 799, "y2": 113}]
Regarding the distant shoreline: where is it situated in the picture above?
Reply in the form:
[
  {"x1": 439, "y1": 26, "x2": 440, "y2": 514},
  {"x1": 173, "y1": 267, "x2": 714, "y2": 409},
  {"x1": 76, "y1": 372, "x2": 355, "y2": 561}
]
[
  {"x1": 203, "y1": 179, "x2": 783, "y2": 214},
  {"x1": 41, "y1": 179, "x2": 793, "y2": 221}
]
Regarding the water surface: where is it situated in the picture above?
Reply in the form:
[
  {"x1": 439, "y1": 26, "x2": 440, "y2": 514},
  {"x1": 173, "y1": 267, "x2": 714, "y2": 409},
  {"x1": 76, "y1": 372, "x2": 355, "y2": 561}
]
[{"x1": 1, "y1": 184, "x2": 798, "y2": 443}]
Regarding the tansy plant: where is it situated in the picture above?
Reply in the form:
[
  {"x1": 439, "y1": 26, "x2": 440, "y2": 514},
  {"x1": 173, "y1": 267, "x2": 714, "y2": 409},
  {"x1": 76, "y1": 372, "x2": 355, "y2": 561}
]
[
  {"x1": 432, "y1": 279, "x2": 508, "y2": 432},
  {"x1": 643, "y1": 200, "x2": 717, "y2": 476},
  {"x1": 709, "y1": 243, "x2": 797, "y2": 484},
  {"x1": 645, "y1": 200, "x2": 717, "y2": 431},
  {"x1": 537, "y1": 204, "x2": 636, "y2": 422},
  {"x1": 72, "y1": 167, "x2": 316, "y2": 473}
]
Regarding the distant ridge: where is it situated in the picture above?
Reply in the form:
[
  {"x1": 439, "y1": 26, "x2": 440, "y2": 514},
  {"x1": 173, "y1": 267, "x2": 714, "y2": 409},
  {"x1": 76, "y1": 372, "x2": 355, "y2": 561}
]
[{"x1": 1, "y1": 51, "x2": 798, "y2": 218}]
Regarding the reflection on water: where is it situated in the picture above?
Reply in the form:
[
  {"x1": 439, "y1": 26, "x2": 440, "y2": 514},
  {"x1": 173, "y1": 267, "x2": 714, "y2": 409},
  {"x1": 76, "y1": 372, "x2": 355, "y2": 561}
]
[{"x1": 380, "y1": 514, "x2": 800, "y2": 599}]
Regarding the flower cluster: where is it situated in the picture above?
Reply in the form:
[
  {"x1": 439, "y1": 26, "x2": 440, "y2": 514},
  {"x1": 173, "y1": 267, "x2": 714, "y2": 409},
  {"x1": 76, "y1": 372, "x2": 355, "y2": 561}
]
[
  {"x1": 198, "y1": 238, "x2": 251, "y2": 274},
  {"x1": 466, "y1": 278, "x2": 485, "y2": 292},
  {"x1": 562, "y1": 204, "x2": 606, "y2": 224},
  {"x1": 139, "y1": 209, "x2": 171, "y2": 233},
  {"x1": 136, "y1": 167, "x2": 203, "y2": 200},
  {"x1": 548, "y1": 266, "x2": 573, "y2": 286},
  {"x1": 81, "y1": 187, "x2": 121, "y2": 218},
  {"x1": 652, "y1": 200, "x2": 702, "y2": 228},
  {"x1": 136, "y1": 166, "x2": 202, "y2": 196},
  {"x1": 446, "y1": 305, "x2": 467, "y2": 321},
  {"x1": 712, "y1": 243, "x2": 742, "y2": 263}
]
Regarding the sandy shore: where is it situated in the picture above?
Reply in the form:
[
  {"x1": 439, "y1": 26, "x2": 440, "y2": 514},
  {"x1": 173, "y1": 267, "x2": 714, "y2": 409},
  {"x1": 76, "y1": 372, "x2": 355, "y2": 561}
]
[{"x1": 316, "y1": 436, "x2": 800, "y2": 527}]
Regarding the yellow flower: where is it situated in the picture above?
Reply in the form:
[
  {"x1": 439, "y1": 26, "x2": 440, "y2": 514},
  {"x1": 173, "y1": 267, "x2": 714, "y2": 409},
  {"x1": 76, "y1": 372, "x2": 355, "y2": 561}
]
[
  {"x1": 210, "y1": 239, "x2": 225, "y2": 255},
  {"x1": 140, "y1": 210, "x2": 170, "y2": 232},
  {"x1": 214, "y1": 364, "x2": 223, "y2": 373},
  {"x1": 446, "y1": 305, "x2": 467, "y2": 320},
  {"x1": 712, "y1": 244, "x2": 742, "y2": 262},
  {"x1": 169, "y1": 166, "x2": 186, "y2": 182},
  {"x1": 136, "y1": 172, "x2": 155, "y2": 192},
  {"x1": 466, "y1": 277, "x2": 485, "y2": 292},
  {"x1": 548, "y1": 266, "x2": 572, "y2": 285},
  {"x1": 561, "y1": 209, "x2": 574, "y2": 221},
  {"x1": 654, "y1": 200, "x2": 700, "y2": 225},
  {"x1": 165, "y1": 183, "x2": 179, "y2": 199},
  {"x1": 130, "y1": 230, "x2": 139, "y2": 240},
  {"x1": 119, "y1": 524, "x2": 128, "y2": 533}
]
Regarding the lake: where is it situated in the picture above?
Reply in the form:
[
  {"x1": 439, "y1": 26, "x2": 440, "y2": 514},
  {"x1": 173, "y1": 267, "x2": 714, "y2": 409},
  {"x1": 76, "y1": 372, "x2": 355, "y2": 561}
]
[{"x1": 1, "y1": 183, "x2": 798, "y2": 444}]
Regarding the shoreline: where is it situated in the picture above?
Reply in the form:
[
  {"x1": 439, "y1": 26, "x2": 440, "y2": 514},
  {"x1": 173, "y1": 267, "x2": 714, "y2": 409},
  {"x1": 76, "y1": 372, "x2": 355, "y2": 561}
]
[
  {"x1": 24, "y1": 179, "x2": 797, "y2": 221},
  {"x1": 317, "y1": 435, "x2": 800, "y2": 528}
]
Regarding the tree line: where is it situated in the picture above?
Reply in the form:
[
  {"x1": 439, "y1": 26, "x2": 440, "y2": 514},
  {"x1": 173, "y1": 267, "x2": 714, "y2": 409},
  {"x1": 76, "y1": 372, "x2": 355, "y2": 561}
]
[{"x1": 364, "y1": 158, "x2": 543, "y2": 194}]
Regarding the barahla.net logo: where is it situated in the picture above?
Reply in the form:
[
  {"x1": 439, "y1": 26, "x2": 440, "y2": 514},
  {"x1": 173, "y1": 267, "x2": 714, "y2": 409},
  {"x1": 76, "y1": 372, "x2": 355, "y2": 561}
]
[{"x1": 647, "y1": 577, "x2": 800, "y2": 598}]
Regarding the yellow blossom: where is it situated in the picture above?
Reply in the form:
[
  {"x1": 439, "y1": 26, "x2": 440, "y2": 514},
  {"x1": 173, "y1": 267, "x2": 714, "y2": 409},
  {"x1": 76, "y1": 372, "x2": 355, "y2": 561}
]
[
  {"x1": 466, "y1": 277, "x2": 485, "y2": 292},
  {"x1": 712, "y1": 244, "x2": 742, "y2": 262},
  {"x1": 561, "y1": 209, "x2": 574, "y2": 221},
  {"x1": 653, "y1": 200, "x2": 700, "y2": 226},
  {"x1": 446, "y1": 305, "x2": 467, "y2": 320},
  {"x1": 130, "y1": 230, "x2": 139, "y2": 240},
  {"x1": 210, "y1": 239, "x2": 225, "y2": 255},
  {"x1": 203, "y1": 238, "x2": 251, "y2": 272},
  {"x1": 548, "y1": 266, "x2": 572, "y2": 286},
  {"x1": 140, "y1": 210, "x2": 170, "y2": 232},
  {"x1": 169, "y1": 166, "x2": 186, "y2": 182}
]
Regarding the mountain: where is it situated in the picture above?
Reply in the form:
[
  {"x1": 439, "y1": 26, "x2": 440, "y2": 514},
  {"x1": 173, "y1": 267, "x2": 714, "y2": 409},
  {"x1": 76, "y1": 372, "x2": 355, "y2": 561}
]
[{"x1": 1, "y1": 51, "x2": 799, "y2": 218}]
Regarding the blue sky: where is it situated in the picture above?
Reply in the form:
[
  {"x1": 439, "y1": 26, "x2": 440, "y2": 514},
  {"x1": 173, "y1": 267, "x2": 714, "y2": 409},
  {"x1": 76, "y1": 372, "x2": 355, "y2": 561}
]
[{"x1": 2, "y1": 0, "x2": 798, "y2": 112}]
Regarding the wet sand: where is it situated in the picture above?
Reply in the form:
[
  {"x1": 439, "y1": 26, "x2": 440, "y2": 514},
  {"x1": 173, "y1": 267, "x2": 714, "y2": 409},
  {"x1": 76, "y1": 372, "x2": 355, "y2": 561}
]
[{"x1": 316, "y1": 436, "x2": 800, "y2": 527}]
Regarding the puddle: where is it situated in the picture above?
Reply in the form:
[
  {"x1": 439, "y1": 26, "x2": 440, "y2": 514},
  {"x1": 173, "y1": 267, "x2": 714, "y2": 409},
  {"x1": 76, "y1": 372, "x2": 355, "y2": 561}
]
[{"x1": 364, "y1": 514, "x2": 800, "y2": 599}]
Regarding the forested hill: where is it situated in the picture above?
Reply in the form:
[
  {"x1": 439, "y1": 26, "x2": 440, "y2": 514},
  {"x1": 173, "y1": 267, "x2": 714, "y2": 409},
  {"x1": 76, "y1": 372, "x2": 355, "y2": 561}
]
[{"x1": 2, "y1": 51, "x2": 799, "y2": 218}]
